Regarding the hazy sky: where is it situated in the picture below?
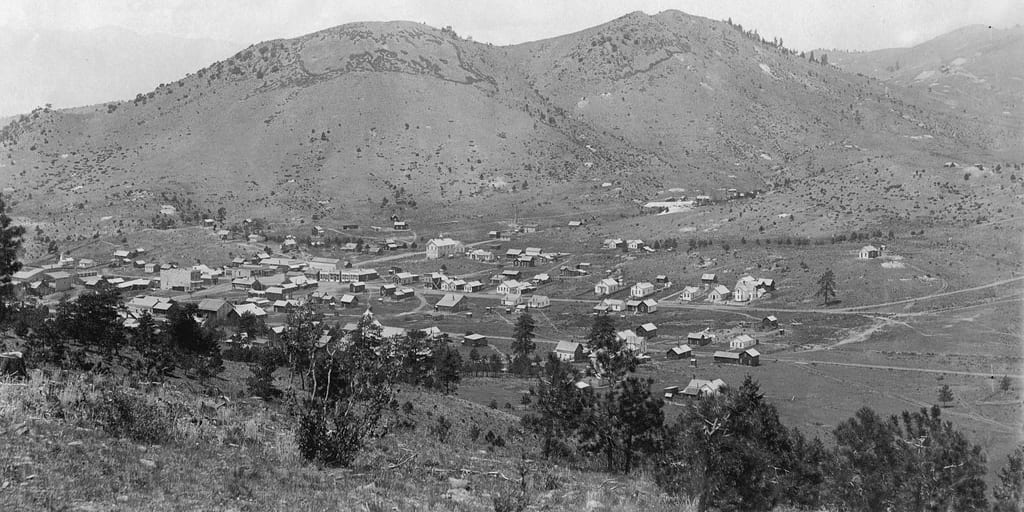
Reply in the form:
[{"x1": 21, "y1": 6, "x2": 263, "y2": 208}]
[{"x1": 3, "y1": 0, "x2": 1023, "y2": 51}]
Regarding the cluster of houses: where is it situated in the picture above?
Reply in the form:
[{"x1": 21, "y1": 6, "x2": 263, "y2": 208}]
[
  {"x1": 678, "y1": 273, "x2": 776, "y2": 304},
  {"x1": 602, "y1": 238, "x2": 656, "y2": 253}
]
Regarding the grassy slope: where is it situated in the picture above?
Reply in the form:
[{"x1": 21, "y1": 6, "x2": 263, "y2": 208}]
[{"x1": 0, "y1": 368, "x2": 689, "y2": 512}]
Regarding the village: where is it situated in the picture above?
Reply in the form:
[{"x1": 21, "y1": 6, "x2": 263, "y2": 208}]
[{"x1": 3, "y1": 211, "x2": 898, "y2": 401}]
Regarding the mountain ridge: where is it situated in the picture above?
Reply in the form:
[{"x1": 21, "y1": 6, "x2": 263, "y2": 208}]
[{"x1": 0, "y1": 12, "x2": 1020, "y2": 259}]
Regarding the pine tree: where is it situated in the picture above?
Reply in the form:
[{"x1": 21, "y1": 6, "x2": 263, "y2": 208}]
[
  {"x1": 816, "y1": 269, "x2": 837, "y2": 305},
  {"x1": 0, "y1": 194, "x2": 25, "y2": 324},
  {"x1": 938, "y1": 384, "x2": 954, "y2": 406},
  {"x1": 511, "y1": 312, "x2": 536, "y2": 362}
]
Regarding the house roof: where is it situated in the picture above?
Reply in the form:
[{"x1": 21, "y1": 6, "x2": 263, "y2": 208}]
[
  {"x1": 598, "y1": 278, "x2": 619, "y2": 287},
  {"x1": 233, "y1": 303, "x2": 267, "y2": 317},
  {"x1": 744, "y1": 348, "x2": 761, "y2": 357},
  {"x1": 687, "y1": 331, "x2": 712, "y2": 339},
  {"x1": 712, "y1": 285, "x2": 731, "y2": 295},
  {"x1": 862, "y1": 245, "x2": 879, "y2": 251},
  {"x1": 198, "y1": 299, "x2": 228, "y2": 312},
  {"x1": 642, "y1": 299, "x2": 658, "y2": 307},
  {"x1": 701, "y1": 273, "x2": 716, "y2": 281},
  {"x1": 668, "y1": 345, "x2": 692, "y2": 355},
  {"x1": 764, "y1": 315, "x2": 778, "y2": 322},
  {"x1": 45, "y1": 271, "x2": 71, "y2": 279},
  {"x1": 555, "y1": 341, "x2": 581, "y2": 353},
  {"x1": 633, "y1": 282, "x2": 654, "y2": 288},
  {"x1": 640, "y1": 323, "x2": 657, "y2": 332},
  {"x1": 429, "y1": 238, "x2": 462, "y2": 247},
  {"x1": 682, "y1": 286, "x2": 700, "y2": 293},
  {"x1": 395, "y1": 272, "x2": 417, "y2": 279},
  {"x1": 464, "y1": 333, "x2": 486, "y2": 341},
  {"x1": 436, "y1": 294, "x2": 464, "y2": 308},
  {"x1": 127, "y1": 296, "x2": 163, "y2": 309},
  {"x1": 713, "y1": 351, "x2": 740, "y2": 359},
  {"x1": 733, "y1": 334, "x2": 755, "y2": 344}
]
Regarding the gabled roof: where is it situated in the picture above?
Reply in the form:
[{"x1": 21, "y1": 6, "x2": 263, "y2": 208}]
[
  {"x1": 764, "y1": 315, "x2": 778, "y2": 322},
  {"x1": 233, "y1": 303, "x2": 267, "y2": 317},
  {"x1": 640, "y1": 323, "x2": 657, "y2": 332},
  {"x1": 668, "y1": 345, "x2": 692, "y2": 355},
  {"x1": 701, "y1": 273, "x2": 716, "y2": 280},
  {"x1": 198, "y1": 298, "x2": 229, "y2": 312},
  {"x1": 861, "y1": 245, "x2": 879, "y2": 251},
  {"x1": 744, "y1": 348, "x2": 761, "y2": 357},
  {"x1": 464, "y1": 333, "x2": 486, "y2": 341},
  {"x1": 733, "y1": 334, "x2": 755, "y2": 344},
  {"x1": 713, "y1": 351, "x2": 740, "y2": 359},
  {"x1": 688, "y1": 331, "x2": 712, "y2": 339},
  {"x1": 712, "y1": 285, "x2": 731, "y2": 294},
  {"x1": 555, "y1": 341, "x2": 581, "y2": 353},
  {"x1": 641, "y1": 299, "x2": 658, "y2": 307},
  {"x1": 436, "y1": 294, "x2": 464, "y2": 308}
]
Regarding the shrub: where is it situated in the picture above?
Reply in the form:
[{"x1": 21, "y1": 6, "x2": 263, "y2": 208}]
[
  {"x1": 489, "y1": 399, "x2": 499, "y2": 409},
  {"x1": 94, "y1": 390, "x2": 174, "y2": 444},
  {"x1": 430, "y1": 415, "x2": 452, "y2": 442},
  {"x1": 296, "y1": 406, "x2": 363, "y2": 468},
  {"x1": 402, "y1": 401, "x2": 414, "y2": 414},
  {"x1": 468, "y1": 422, "x2": 482, "y2": 442}
]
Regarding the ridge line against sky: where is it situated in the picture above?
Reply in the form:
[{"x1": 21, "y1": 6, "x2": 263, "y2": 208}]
[{"x1": 3, "y1": 0, "x2": 1023, "y2": 52}]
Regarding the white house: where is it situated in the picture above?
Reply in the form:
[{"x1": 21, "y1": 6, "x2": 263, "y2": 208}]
[
  {"x1": 426, "y1": 238, "x2": 464, "y2": 259},
  {"x1": 595, "y1": 299, "x2": 626, "y2": 312},
  {"x1": 497, "y1": 279, "x2": 527, "y2": 296},
  {"x1": 733, "y1": 275, "x2": 763, "y2": 302},
  {"x1": 595, "y1": 278, "x2": 623, "y2": 296},
  {"x1": 859, "y1": 245, "x2": 882, "y2": 259},
  {"x1": 707, "y1": 285, "x2": 731, "y2": 302},
  {"x1": 729, "y1": 334, "x2": 757, "y2": 350},
  {"x1": 528, "y1": 295, "x2": 551, "y2": 309},
  {"x1": 680, "y1": 286, "x2": 702, "y2": 301},
  {"x1": 626, "y1": 239, "x2": 645, "y2": 250},
  {"x1": 468, "y1": 249, "x2": 494, "y2": 262},
  {"x1": 554, "y1": 341, "x2": 585, "y2": 362},
  {"x1": 630, "y1": 282, "x2": 655, "y2": 298}
]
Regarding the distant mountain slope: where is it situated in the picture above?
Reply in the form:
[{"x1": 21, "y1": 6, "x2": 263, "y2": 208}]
[
  {"x1": 0, "y1": 26, "x2": 241, "y2": 117},
  {"x1": 826, "y1": 25, "x2": 1024, "y2": 131},
  {"x1": 0, "y1": 12, "x2": 1019, "y2": 250}
]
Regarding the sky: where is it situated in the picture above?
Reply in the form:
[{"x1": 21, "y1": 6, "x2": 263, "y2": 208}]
[{"x1": 3, "y1": 0, "x2": 1023, "y2": 52}]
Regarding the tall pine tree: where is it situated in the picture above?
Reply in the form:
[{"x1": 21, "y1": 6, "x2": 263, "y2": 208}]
[{"x1": 0, "y1": 194, "x2": 25, "y2": 324}]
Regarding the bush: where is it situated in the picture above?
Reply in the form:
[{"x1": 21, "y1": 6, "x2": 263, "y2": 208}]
[
  {"x1": 485, "y1": 430, "x2": 506, "y2": 448},
  {"x1": 94, "y1": 390, "x2": 174, "y2": 444},
  {"x1": 430, "y1": 415, "x2": 452, "y2": 442},
  {"x1": 468, "y1": 423, "x2": 482, "y2": 442},
  {"x1": 402, "y1": 401, "x2": 414, "y2": 415},
  {"x1": 296, "y1": 407, "x2": 363, "y2": 468},
  {"x1": 489, "y1": 399, "x2": 499, "y2": 409}
]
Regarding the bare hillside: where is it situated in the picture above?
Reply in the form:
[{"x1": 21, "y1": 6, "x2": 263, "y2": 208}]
[{"x1": 0, "y1": 12, "x2": 1020, "y2": 252}]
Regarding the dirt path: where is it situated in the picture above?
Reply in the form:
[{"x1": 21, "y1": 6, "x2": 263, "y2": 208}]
[
  {"x1": 396, "y1": 292, "x2": 429, "y2": 317},
  {"x1": 777, "y1": 358, "x2": 1020, "y2": 380}
]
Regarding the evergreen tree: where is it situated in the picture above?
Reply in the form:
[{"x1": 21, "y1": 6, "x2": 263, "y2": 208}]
[
  {"x1": 510, "y1": 312, "x2": 536, "y2": 373},
  {"x1": 816, "y1": 269, "x2": 837, "y2": 305},
  {"x1": 578, "y1": 376, "x2": 664, "y2": 473},
  {"x1": 938, "y1": 384, "x2": 954, "y2": 406},
  {"x1": 0, "y1": 194, "x2": 24, "y2": 324},
  {"x1": 586, "y1": 314, "x2": 635, "y2": 383},
  {"x1": 994, "y1": 445, "x2": 1024, "y2": 512}
]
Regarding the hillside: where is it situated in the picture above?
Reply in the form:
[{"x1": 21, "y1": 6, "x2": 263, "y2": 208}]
[
  {"x1": 825, "y1": 24, "x2": 1024, "y2": 147},
  {"x1": 0, "y1": 12, "x2": 1021, "y2": 260}
]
